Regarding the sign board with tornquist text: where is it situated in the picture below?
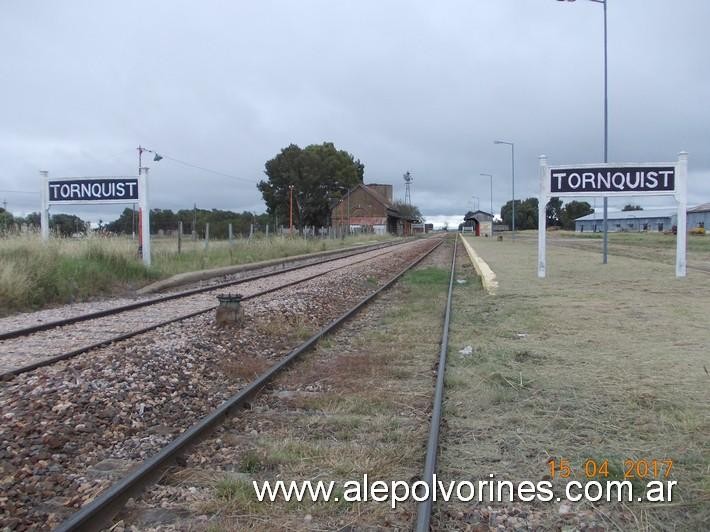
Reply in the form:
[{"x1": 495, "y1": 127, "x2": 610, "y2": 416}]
[
  {"x1": 47, "y1": 177, "x2": 139, "y2": 204},
  {"x1": 40, "y1": 171, "x2": 152, "y2": 267},
  {"x1": 537, "y1": 154, "x2": 688, "y2": 279},
  {"x1": 550, "y1": 166, "x2": 675, "y2": 196}
]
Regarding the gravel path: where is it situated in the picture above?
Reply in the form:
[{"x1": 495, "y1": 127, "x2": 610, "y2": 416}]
[
  {"x1": 0, "y1": 242, "x2": 410, "y2": 375},
  {"x1": 0, "y1": 238, "x2": 437, "y2": 530}
]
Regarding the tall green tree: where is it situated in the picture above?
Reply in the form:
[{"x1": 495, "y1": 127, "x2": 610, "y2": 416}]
[
  {"x1": 546, "y1": 197, "x2": 563, "y2": 227},
  {"x1": 500, "y1": 198, "x2": 539, "y2": 230},
  {"x1": 560, "y1": 201, "x2": 594, "y2": 230},
  {"x1": 257, "y1": 142, "x2": 364, "y2": 229}
]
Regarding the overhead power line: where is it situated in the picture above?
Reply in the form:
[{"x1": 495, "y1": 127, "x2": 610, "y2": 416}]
[{"x1": 139, "y1": 146, "x2": 258, "y2": 184}]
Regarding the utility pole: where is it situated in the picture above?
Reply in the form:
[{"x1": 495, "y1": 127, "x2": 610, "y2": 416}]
[
  {"x1": 192, "y1": 203, "x2": 197, "y2": 241},
  {"x1": 557, "y1": 0, "x2": 609, "y2": 263},
  {"x1": 494, "y1": 140, "x2": 515, "y2": 239},
  {"x1": 289, "y1": 185, "x2": 294, "y2": 235},
  {"x1": 480, "y1": 173, "x2": 494, "y2": 215}
]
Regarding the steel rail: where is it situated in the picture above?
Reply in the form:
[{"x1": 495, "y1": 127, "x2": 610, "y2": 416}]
[
  {"x1": 415, "y1": 237, "x2": 457, "y2": 531},
  {"x1": 54, "y1": 238, "x2": 444, "y2": 532},
  {"x1": 0, "y1": 239, "x2": 410, "y2": 342},
  {"x1": 0, "y1": 240, "x2": 424, "y2": 380}
]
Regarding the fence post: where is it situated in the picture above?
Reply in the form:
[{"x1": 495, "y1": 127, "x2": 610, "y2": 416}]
[
  {"x1": 204, "y1": 222, "x2": 209, "y2": 251},
  {"x1": 228, "y1": 223, "x2": 234, "y2": 246},
  {"x1": 266, "y1": 224, "x2": 269, "y2": 238},
  {"x1": 249, "y1": 223, "x2": 253, "y2": 239},
  {"x1": 178, "y1": 221, "x2": 182, "y2": 254}
]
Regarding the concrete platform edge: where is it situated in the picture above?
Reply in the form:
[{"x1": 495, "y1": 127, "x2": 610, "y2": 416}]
[
  {"x1": 458, "y1": 234, "x2": 498, "y2": 295},
  {"x1": 137, "y1": 240, "x2": 399, "y2": 294}
]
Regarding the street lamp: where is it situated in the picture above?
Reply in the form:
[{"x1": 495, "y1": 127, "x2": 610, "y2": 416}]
[
  {"x1": 480, "y1": 173, "x2": 493, "y2": 215},
  {"x1": 557, "y1": 0, "x2": 609, "y2": 263},
  {"x1": 494, "y1": 140, "x2": 515, "y2": 239}
]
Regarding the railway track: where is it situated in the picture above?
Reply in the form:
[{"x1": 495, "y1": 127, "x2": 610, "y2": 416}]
[
  {"x1": 415, "y1": 237, "x2": 456, "y2": 531},
  {"x1": 0, "y1": 237, "x2": 444, "y2": 529},
  {"x1": 0, "y1": 238, "x2": 419, "y2": 379},
  {"x1": 43, "y1": 237, "x2": 446, "y2": 531}
]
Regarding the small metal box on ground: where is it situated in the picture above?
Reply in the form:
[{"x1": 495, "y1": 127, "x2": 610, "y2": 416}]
[{"x1": 216, "y1": 293, "x2": 244, "y2": 327}]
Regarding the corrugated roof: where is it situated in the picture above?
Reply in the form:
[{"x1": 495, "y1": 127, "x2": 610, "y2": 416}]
[
  {"x1": 688, "y1": 202, "x2": 710, "y2": 213},
  {"x1": 575, "y1": 207, "x2": 679, "y2": 222}
]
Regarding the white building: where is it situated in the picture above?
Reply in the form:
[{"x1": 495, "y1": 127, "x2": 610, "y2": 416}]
[{"x1": 575, "y1": 208, "x2": 678, "y2": 233}]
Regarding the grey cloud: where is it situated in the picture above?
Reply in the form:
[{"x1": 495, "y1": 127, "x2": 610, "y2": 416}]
[{"x1": 1, "y1": 0, "x2": 708, "y2": 222}]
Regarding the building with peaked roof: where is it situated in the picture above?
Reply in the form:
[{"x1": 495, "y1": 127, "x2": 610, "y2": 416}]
[
  {"x1": 330, "y1": 183, "x2": 419, "y2": 236},
  {"x1": 459, "y1": 210, "x2": 494, "y2": 237}
]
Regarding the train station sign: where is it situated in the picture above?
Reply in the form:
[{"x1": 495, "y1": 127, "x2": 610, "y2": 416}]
[
  {"x1": 40, "y1": 172, "x2": 152, "y2": 266},
  {"x1": 47, "y1": 177, "x2": 139, "y2": 204},
  {"x1": 537, "y1": 153, "x2": 688, "y2": 279},
  {"x1": 551, "y1": 166, "x2": 675, "y2": 195}
]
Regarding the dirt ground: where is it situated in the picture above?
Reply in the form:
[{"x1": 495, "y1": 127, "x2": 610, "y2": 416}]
[{"x1": 435, "y1": 235, "x2": 709, "y2": 530}]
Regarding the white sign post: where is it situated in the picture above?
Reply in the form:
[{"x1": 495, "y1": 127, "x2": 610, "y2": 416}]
[
  {"x1": 40, "y1": 170, "x2": 50, "y2": 241},
  {"x1": 538, "y1": 152, "x2": 688, "y2": 279},
  {"x1": 138, "y1": 167, "x2": 151, "y2": 267},
  {"x1": 40, "y1": 171, "x2": 151, "y2": 266}
]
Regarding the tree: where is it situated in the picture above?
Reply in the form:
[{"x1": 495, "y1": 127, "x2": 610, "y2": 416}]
[
  {"x1": 257, "y1": 142, "x2": 364, "y2": 229},
  {"x1": 105, "y1": 208, "x2": 134, "y2": 234},
  {"x1": 391, "y1": 201, "x2": 423, "y2": 221},
  {"x1": 50, "y1": 214, "x2": 87, "y2": 236},
  {"x1": 22, "y1": 212, "x2": 41, "y2": 227},
  {"x1": 500, "y1": 197, "x2": 539, "y2": 230},
  {"x1": 0, "y1": 208, "x2": 14, "y2": 232},
  {"x1": 622, "y1": 204, "x2": 643, "y2": 211},
  {"x1": 546, "y1": 197, "x2": 563, "y2": 227},
  {"x1": 560, "y1": 201, "x2": 594, "y2": 230}
]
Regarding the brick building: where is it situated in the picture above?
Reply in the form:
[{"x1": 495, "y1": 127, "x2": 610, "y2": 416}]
[{"x1": 331, "y1": 183, "x2": 418, "y2": 236}]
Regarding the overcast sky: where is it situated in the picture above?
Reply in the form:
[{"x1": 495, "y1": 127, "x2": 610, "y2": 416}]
[{"x1": 2, "y1": 0, "x2": 708, "y2": 226}]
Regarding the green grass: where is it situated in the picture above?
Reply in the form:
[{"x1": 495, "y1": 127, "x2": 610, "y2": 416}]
[
  {"x1": 402, "y1": 266, "x2": 450, "y2": 286},
  {"x1": 0, "y1": 233, "x2": 396, "y2": 315},
  {"x1": 0, "y1": 238, "x2": 158, "y2": 312}
]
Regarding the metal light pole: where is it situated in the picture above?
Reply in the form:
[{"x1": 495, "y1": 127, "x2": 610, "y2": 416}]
[
  {"x1": 558, "y1": 0, "x2": 609, "y2": 263},
  {"x1": 494, "y1": 140, "x2": 515, "y2": 239},
  {"x1": 480, "y1": 173, "x2": 493, "y2": 215}
]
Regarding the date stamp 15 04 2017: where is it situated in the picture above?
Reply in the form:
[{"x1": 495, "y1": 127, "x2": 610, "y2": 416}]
[{"x1": 547, "y1": 458, "x2": 674, "y2": 481}]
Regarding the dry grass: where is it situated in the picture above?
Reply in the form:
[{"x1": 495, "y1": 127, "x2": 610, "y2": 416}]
[
  {"x1": 220, "y1": 356, "x2": 272, "y2": 382},
  {"x1": 0, "y1": 233, "x2": 394, "y2": 315},
  {"x1": 435, "y1": 235, "x2": 710, "y2": 530},
  {"x1": 517, "y1": 229, "x2": 710, "y2": 271}
]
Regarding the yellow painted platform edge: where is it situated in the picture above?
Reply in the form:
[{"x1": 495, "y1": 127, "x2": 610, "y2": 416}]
[{"x1": 458, "y1": 234, "x2": 498, "y2": 295}]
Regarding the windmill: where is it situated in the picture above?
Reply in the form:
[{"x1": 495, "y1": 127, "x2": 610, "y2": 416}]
[{"x1": 403, "y1": 171, "x2": 413, "y2": 206}]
